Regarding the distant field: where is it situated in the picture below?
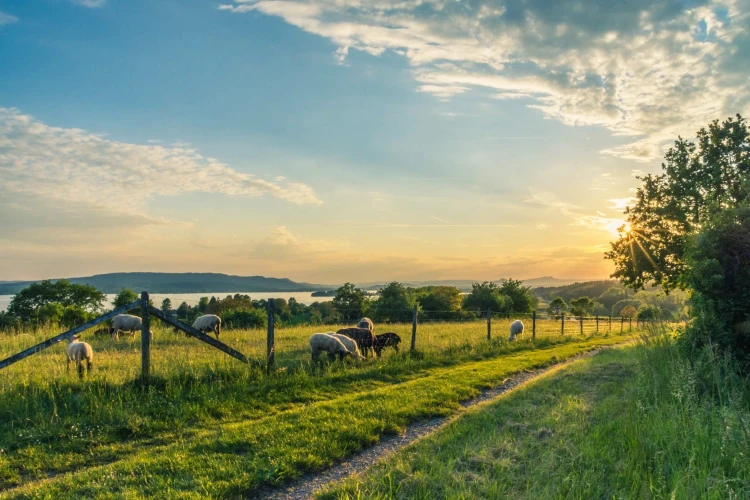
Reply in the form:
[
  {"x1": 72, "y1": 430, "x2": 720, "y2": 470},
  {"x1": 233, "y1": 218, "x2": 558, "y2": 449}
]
[{"x1": 0, "y1": 321, "x2": 639, "y2": 497}]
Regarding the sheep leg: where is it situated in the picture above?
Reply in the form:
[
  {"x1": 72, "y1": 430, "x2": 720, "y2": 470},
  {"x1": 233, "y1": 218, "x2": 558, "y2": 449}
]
[
  {"x1": 77, "y1": 361, "x2": 84, "y2": 378},
  {"x1": 327, "y1": 352, "x2": 336, "y2": 362},
  {"x1": 86, "y1": 359, "x2": 92, "y2": 373}
]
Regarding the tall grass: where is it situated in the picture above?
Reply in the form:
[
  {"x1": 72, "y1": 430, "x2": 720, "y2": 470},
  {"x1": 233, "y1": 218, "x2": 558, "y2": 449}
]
[
  {"x1": 322, "y1": 325, "x2": 750, "y2": 498},
  {"x1": 0, "y1": 320, "x2": 636, "y2": 494}
]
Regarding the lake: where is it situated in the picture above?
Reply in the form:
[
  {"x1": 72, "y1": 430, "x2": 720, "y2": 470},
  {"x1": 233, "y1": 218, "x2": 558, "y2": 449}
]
[{"x1": 0, "y1": 291, "x2": 333, "y2": 312}]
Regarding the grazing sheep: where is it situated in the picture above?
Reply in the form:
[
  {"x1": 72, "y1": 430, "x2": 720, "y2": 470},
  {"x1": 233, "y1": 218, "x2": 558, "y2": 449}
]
[
  {"x1": 373, "y1": 332, "x2": 402, "y2": 356},
  {"x1": 111, "y1": 314, "x2": 151, "y2": 340},
  {"x1": 192, "y1": 314, "x2": 221, "y2": 339},
  {"x1": 337, "y1": 327, "x2": 376, "y2": 357},
  {"x1": 66, "y1": 335, "x2": 93, "y2": 378},
  {"x1": 356, "y1": 317, "x2": 374, "y2": 332},
  {"x1": 509, "y1": 320, "x2": 524, "y2": 341},
  {"x1": 330, "y1": 333, "x2": 365, "y2": 360},
  {"x1": 309, "y1": 333, "x2": 353, "y2": 362}
]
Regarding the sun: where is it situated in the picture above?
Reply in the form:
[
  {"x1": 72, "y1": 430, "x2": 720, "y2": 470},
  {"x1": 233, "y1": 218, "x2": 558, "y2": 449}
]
[{"x1": 623, "y1": 221, "x2": 632, "y2": 233}]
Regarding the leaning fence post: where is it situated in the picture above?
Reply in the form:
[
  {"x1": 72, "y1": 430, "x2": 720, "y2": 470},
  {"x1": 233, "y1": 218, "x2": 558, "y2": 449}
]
[
  {"x1": 410, "y1": 305, "x2": 418, "y2": 352},
  {"x1": 561, "y1": 313, "x2": 565, "y2": 335},
  {"x1": 486, "y1": 308, "x2": 492, "y2": 341},
  {"x1": 266, "y1": 301, "x2": 275, "y2": 371},
  {"x1": 140, "y1": 291, "x2": 151, "y2": 382},
  {"x1": 532, "y1": 311, "x2": 536, "y2": 342}
]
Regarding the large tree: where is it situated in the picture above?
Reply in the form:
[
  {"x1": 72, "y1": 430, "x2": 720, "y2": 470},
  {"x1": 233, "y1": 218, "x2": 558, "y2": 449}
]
[
  {"x1": 462, "y1": 282, "x2": 511, "y2": 313},
  {"x1": 373, "y1": 282, "x2": 416, "y2": 322},
  {"x1": 499, "y1": 279, "x2": 538, "y2": 313},
  {"x1": 332, "y1": 282, "x2": 369, "y2": 322},
  {"x1": 8, "y1": 279, "x2": 106, "y2": 320},
  {"x1": 606, "y1": 115, "x2": 750, "y2": 292}
]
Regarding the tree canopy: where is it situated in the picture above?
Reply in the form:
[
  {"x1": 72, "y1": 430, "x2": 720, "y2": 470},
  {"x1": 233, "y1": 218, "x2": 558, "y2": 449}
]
[
  {"x1": 606, "y1": 115, "x2": 750, "y2": 292},
  {"x1": 499, "y1": 279, "x2": 538, "y2": 313},
  {"x1": 332, "y1": 282, "x2": 370, "y2": 321},
  {"x1": 8, "y1": 279, "x2": 106, "y2": 320},
  {"x1": 373, "y1": 282, "x2": 415, "y2": 322},
  {"x1": 462, "y1": 282, "x2": 511, "y2": 313}
]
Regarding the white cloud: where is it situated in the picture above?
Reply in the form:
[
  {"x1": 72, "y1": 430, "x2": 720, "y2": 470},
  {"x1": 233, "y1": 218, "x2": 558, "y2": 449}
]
[
  {"x1": 71, "y1": 0, "x2": 107, "y2": 7},
  {"x1": 0, "y1": 11, "x2": 18, "y2": 26},
  {"x1": 0, "y1": 107, "x2": 322, "y2": 225},
  {"x1": 220, "y1": 0, "x2": 750, "y2": 162}
]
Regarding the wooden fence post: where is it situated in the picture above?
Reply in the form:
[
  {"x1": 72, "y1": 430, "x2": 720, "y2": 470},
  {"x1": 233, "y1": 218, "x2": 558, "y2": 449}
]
[
  {"x1": 140, "y1": 291, "x2": 151, "y2": 382},
  {"x1": 486, "y1": 308, "x2": 491, "y2": 341},
  {"x1": 629, "y1": 317, "x2": 633, "y2": 331},
  {"x1": 561, "y1": 313, "x2": 565, "y2": 336},
  {"x1": 410, "y1": 305, "x2": 418, "y2": 352},
  {"x1": 580, "y1": 315, "x2": 583, "y2": 335},
  {"x1": 596, "y1": 315, "x2": 599, "y2": 334},
  {"x1": 609, "y1": 315, "x2": 612, "y2": 332},
  {"x1": 620, "y1": 316, "x2": 624, "y2": 333},
  {"x1": 266, "y1": 300, "x2": 275, "y2": 371},
  {"x1": 532, "y1": 311, "x2": 536, "y2": 343}
]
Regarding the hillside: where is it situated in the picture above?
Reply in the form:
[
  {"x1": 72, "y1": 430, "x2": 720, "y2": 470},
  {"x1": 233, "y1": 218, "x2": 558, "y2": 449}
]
[{"x1": 0, "y1": 273, "x2": 329, "y2": 295}]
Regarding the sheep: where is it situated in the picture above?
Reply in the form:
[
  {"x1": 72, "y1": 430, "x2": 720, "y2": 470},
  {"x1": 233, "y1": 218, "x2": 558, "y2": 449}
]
[
  {"x1": 330, "y1": 333, "x2": 365, "y2": 360},
  {"x1": 337, "y1": 327, "x2": 376, "y2": 357},
  {"x1": 111, "y1": 314, "x2": 152, "y2": 340},
  {"x1": 309, "y1": 333, "x2": 353, "y2": 363},
  {"x1": 356, "y1": 317, "x2": 374, "y2": 332},
  {"x1": 66, "y1": 335, "x2": 93, "y2": 378},
  {"x1": 509, "y1": 320, "x2": 524, "y2": 341},
  {"x1": 192, "y1": 314, "x2": 221, "y2": 339},
  {"x1": 373, "y1": 332, "x2": 402, "y2": 356}
]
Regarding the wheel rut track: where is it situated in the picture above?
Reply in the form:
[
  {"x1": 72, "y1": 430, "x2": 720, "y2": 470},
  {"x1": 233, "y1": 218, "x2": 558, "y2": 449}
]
[{"x1": 258, "y1": 343, "x2": 628, "y2": 500}]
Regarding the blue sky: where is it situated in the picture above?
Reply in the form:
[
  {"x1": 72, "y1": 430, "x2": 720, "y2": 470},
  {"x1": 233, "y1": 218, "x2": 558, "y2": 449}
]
[{"x1": 1, "y1": 0, "x2": 748, "y2": 284}]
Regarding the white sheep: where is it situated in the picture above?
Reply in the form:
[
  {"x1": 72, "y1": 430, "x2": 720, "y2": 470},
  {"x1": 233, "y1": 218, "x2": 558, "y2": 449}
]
[
  {"x1": 330, "y1": 332, "x2": 365, "y2": 360},
  {"x1": 309, "y1": 333, "x2": 353, "y2": 362},
  {"x1": 509, "y1": 320, "x2": 524, "y2": 341},
  {"x1": 67, "y1": 335, "x2": 93, "y2": 378},
  {"x1": 356, "y1": 317, "x2": 374, "y2": 332},
  {"x1": 111, "y1": 314, "x2": 151, "y2": 340},
  {"x1": 192, "y1": 314, "x2": 221, "y2": 339}
]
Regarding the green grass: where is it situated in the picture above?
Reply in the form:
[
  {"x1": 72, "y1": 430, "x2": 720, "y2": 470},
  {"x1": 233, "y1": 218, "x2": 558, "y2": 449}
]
[
  {"x1": 0, "y1": 320, "x2": 635, "y2": 498},
  {"x1": 322, "y1": 333, "x2": 750, "y2": 499}
]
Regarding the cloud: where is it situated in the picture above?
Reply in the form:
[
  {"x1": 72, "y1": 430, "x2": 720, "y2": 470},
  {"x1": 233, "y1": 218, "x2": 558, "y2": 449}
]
[
  {"x1": 0, "y1": 11, "x2": 18, "y2": 26},
  {"x1": 220, "y1": 0, "x2": 750, "y2": 162},
  {"x1": 71, "y1": 0, "x2": 107, "y2": 7},
  {"x1": 0, "y1": 107, "x2": 322, "y2": 225}
]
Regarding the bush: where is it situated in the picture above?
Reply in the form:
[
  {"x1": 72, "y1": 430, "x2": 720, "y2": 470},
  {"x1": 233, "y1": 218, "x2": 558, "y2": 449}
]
[
  {"x1": 682, "y1": 203, "x2": 750, "y2": 367},
  {"x1": 222, "y1": 308, "x2": 267, "y2": 329}
]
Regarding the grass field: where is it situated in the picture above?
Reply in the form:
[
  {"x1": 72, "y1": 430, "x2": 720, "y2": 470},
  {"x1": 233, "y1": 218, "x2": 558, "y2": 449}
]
[
  {"x1": 0, "y1": 319, "x2": 638, "y2": 498},
  {"x1": 322, "y1": 334, "x2": 750, "y2": 499}
]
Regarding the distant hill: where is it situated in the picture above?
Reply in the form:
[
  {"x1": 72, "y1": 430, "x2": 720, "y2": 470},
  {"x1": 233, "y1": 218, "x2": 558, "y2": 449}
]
[{"x1": 0, "y1": 273, "x2": 330, "y2": 295}]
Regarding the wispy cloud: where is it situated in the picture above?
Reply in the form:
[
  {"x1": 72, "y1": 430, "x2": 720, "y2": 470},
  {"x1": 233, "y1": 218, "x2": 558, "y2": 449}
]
[
  {"x1": 220, "y1": 0, "x2": 750, "y2": 162},
  {"x1": 0, "y1": 11, "x2": 18, "y2": 26},
  {"x1": 71, "y1": 0, "x2": 107, "y2": 7},
  {"x1": 0, "y1": 107, "x2": 322, "y2": 226}
]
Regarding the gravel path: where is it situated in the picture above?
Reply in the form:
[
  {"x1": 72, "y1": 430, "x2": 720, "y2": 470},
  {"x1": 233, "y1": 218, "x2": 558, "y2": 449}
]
[{"x1": 258, "y1": 346, "x2": 611, "y2": 500}]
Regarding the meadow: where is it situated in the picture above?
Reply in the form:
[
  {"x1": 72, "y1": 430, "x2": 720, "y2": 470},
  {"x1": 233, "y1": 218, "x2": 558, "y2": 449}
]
[
  {"x1": 322, "y1": 332, "x2": 750, "y2": 499},
  {"x1": 0, "y1": 319, "x2": 638, "y2": 497}
]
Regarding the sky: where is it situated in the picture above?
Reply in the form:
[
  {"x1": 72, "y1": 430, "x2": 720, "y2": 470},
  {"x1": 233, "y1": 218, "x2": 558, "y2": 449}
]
[{"x1": 0, "y1": 0, "x2": 748, "y2": 285}]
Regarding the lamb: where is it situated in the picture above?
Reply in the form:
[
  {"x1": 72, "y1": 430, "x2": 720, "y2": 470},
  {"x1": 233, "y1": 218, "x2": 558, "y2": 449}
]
[
  {"x1": 111, "y1": 314, "x2": 151, "y2": 340},
  {"x1": 66, "y1": 335, "x2": 93, "y2": 378},
  {"x1": 509, "y1": 320, "x2": 524, "y2": 341},
  {"x1": 337, "y1": 327, "x2": 376, "y2": 357},
  {"x1": 309, "y1": 333, "x2": 353, "y2": 362},
  {"x1": 373, "y1": 332, "x2": 402, "y2": 356},
  {"x1": 330, "y1": 333, "x2": 365, "y2": 360},
  {"x1": 192, "y1": 314, "x2": 221, "y2": 339},
  {"x1": 356, "y1": 317, "x2": 374, "y2": 332}
]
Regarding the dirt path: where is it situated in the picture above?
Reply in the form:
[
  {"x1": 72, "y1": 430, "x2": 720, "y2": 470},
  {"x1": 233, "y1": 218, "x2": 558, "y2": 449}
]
[{"x1": 260, "y1": 345, "x2": 621, "y2": 500}]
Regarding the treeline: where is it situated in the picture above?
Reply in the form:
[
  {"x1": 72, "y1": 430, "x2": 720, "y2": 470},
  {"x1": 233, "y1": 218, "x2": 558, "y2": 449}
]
[
  {"x1": 537, "y1": 281, "x2": 690, "y2": 321},
  {"x1": 0, "y1": 279, "x2": 540, "y2": 332}
]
